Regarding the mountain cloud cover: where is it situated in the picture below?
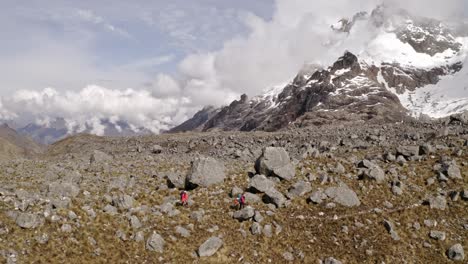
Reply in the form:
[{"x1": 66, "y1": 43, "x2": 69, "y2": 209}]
[{"x1": 1, "y1": 0, "x2": 467, "y2": 135}]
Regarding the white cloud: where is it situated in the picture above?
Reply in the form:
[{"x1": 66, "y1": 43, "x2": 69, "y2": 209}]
[
  {"x1": 3, "y1": 86, "x2": 194, "y2": 134},
  {"x1": 76, "y1": 9, "x2": 131, "y2": 38}
]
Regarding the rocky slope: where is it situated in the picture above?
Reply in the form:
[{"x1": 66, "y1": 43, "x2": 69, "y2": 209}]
[
  {"x1": 0, "y1": 117, "x2": 467, "y2": 263},
  {"x1": 0, "y1": 124, "x2": 43, "y2": 160}
]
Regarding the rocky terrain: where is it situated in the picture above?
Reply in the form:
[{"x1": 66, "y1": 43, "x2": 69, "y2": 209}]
[{"x1": 0, "y1": 115, "x2": 467, "y2": 263}]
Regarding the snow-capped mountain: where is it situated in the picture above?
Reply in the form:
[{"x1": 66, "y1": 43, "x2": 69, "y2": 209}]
[
  {"x1": 171, "y1": 5, "x2": 468, "y2": 133},
  {"x1": 18, "y1": 117, "x2": 152, "y2": 144}
]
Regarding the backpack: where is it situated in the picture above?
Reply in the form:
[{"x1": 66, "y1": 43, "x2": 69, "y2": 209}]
[{"x1": 240, "y1": 195, "x2": 245, "y2": 204}]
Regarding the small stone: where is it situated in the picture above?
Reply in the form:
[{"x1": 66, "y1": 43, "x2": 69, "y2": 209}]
[
  {"x1": 263, "y1": 224, "x2": 273, "y2": 237},
  {"x1": 253, "y1": 211, "x2": 264, "y2": 223},
  {"x1": 428, "y1": 195, "x2": 447, "y2": 210},
  {"x1": 61, "y1": 224, "x2": 72, "y2": 233},
  {"x1": 282, "y1": 252, "x2": 294, "y2": 261},
  {"x1": 429, "y1": 230, "x2": 446, "y2": 241},
  {"x1": 175, "y1": 226, "x2": 191, "y2": 238}
]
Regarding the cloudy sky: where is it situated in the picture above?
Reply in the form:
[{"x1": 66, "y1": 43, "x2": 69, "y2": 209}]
[{"x1": 1, "y1": 0, "x2": 467, "y2": 133}]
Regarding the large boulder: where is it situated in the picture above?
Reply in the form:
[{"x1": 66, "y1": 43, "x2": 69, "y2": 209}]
[
  {"x1": 165, "y1": 171, "x2": 186, "y2": 189},
  {"x1": 325, "y1": 185, "x2": 361, "y2": 207},
  {"x1": 198, "y1": 237, "x2": 223, "y2": 257},
  {"x1": 90, "y1": 150, "x2": 112, "y2": 164},
  {"x1": 48, "y1": 181, "x2": 80, "y2": 198},
  {"x1": 232, "y1": 206, "x2": 255, "y2": 221},
  {"x1": 15, "y1": 213, "x2": 43, "y2": 229},
  {"x1": 146, "y1": 232, "x2": 165, "y2": 252},
  {"x1": 187, "y1": 156, "x2": 226, "y2": 187},
  {"x1": 287, "y1": 181, "x2": 312, "y2": 198},
  {"x1": 264, "y1": 189, "x2": 287, "y2": 208},
  {"x1": 248, "y1": 175, "x2": 275, "y2": 193},
  {"x1": 255, "y1": 147, "x2": 295, "y2": 181},
  {"x1": 396, "y1": 145, "x2": 420, "y2": 157}
]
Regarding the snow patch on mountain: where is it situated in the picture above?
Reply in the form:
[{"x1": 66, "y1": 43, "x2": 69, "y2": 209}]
[
  {"x1": 361, "y1": 33, "x2": 467, "y2": 68},
  {"x1": 396, "y1": 58, "x2": 468, "y2": 118}
]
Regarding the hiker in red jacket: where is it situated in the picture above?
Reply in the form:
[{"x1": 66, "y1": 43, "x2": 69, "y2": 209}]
[
  {"x1": 236, "y1": 193, "x2": 246, "y2": 210},
  {"x1": 180, "y1": 191, "x2": 189, "y2": 207}
]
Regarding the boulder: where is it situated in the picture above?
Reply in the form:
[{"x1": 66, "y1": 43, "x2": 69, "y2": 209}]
[
  {"x1": 112, "y1": 194, "x2": 135, "y2": 210},
  {"x1": 255, "y1": 147, "x2": 295, "y2": 180},
  {"x1": 249, "y1": 175, "x2": 275, "y2": 193},
  {"x1": 90, "y1": 150, "x2": 112, "y2": 164},
  {"x1": 151, "y1": 145, "x2": 163, "y2": 154},
  {"x1": 232, "y1": 206, "x2": 255, "y2": 221},
  {"x1": 198, "y1": 237, "x2": 223, "y2": 257},
  {"x1": 310, "y1": 190, "x2": 327, "y2": 204},
  {"x1": 187, "y1": 156, "x2": 226, "y2": 187},
  {"x1": 48, "y1": 181, "x2": 80, "y2": 198},
  {"x1": 365, "y1": 166, "x2": 386, "y2": 184},
  {"x1": 447, "y1": 243, "x2": 464, "y2": 261},
  {"x1": 396, "y1": 145, "x2": 420, "y2": 157},
  {"x1": 287, "y1": 180, "x2": 312, "y2": 198},
  {"x1": 165, "y1": 172, "x2": 186, "y2": 189},
  {"x1": 15, "y1": 213, "x2": 43, "y2": 229},
  {"x1": 264, "y1": 189, "x2": 287, "y2": 208},
  {"x1": 146, "y1": 232, "x2": 165, "y2": 253},
  {"x1": 324, "y1": 185, "x2": 360, "y2": 207}
]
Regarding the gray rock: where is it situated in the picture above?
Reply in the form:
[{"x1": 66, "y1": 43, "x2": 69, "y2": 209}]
[
  {"x1": 462, "y1": 190, "x2": 468, "y2": 200},
  {"x1": 130, "y1": 215, "x2": 142, "y2": 230},
  {"x1": 175, "y1": 226, "x2": 191, "y2": 238},
  {"x1": 15, "y1": 213, "x2": 43, "y2": 229},
  {"x1": 287, "y1": 180, "x2": 312, "y2": 198},
  {"x1": 249, "y1": 174, "x2": 275, "y2": 193},
  {"x1": 264, "y1": 189, "x2": 287, "y2": 208},
  {"x1": 428, "y1": 195, "x2": 447, "y2": 210},
  {"x1": 253, "y1": 211, "x2": 264, "y2": 223},
  {"x1": 190, "y1": 210, "x2": 205, "y2": 222},
  {"x1": 323, "y1": 257, "x2": 343, "y2": 264},
  {"x1": 383, "y1": 220, "x2": 400, "y2": 241},
  {"x1": 112, "y1": 194, "x2": 135, "y2": 210},
  {"x1": 103, "y1": 204, "x2": 118, "y2": 215},
  {"x1": 230, "y1": 186, "x2": 243, "y2": 197},
  {"x1": 255, "y1": 147, "x2": 295, "y2": 180},
  {"x1": 244, "y1": 193, "x2": 261, "y2": 204},
  {"x1": 166, "y1": 171, "x2": 186, "y2": 189},
  {"x1": 446, "y1": 162, "x2": 462, "y2": 180},
  {"x1": 187, "y1": 156, "x2": 226, "y2": 187},
  {"x1": 36, "y1": 233, "x2": 49, "y2": 244},
  {"x1": 90, "y1": 150, "x2": 112, "y2": 164},
  {"x1": 61, "y1": 224, "x2": 72, "y2": 233},
  {"x1": 233, "y1": 206, "x2": 255, "y2": 221},
  {"x1": 310, "y1": 189, "x2": 326, "y2": 204},
  {"x1": 365, "y1": 166, "x2": 386, "y2": 184},
  {"x1": 151, "y1": 145, "x2": 163, "y2": 154},
  {"x1": 283, "y1": 252, "x2": 294, "y2": 261},
  {"x1": 263, "y1": 224, "x2": 273, "y2": 237},
  {"x1": 324, "y1": 185, "x2": 360, "y2": 207},
  {"x1": 396, "y1": 145, "x2": 420, "y2": 157},
  {"x1": 48, "y1": 181, "x2": 80, "y2": 198},
  {"x1": 447, "y1": 243, "x2": 464, "y2": 261},
  {"x1": 134, "y1": 231, "x2": 145, "y2": 242},
  {"x1": 429, "y1": 230, "x2": 446, "y2": 241},
  {"x1": 146, "y1": 232, "x2": 165, "y2": 253},
  {"x1": 197, "y1": 237, "x2": 223, "y2": 257},
  {"x1": 420, "y1": 144, "x2": 434, "y2": 155},
  {"x1": 251, "y1": 222, "x2": 262, "y2": 235}
]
